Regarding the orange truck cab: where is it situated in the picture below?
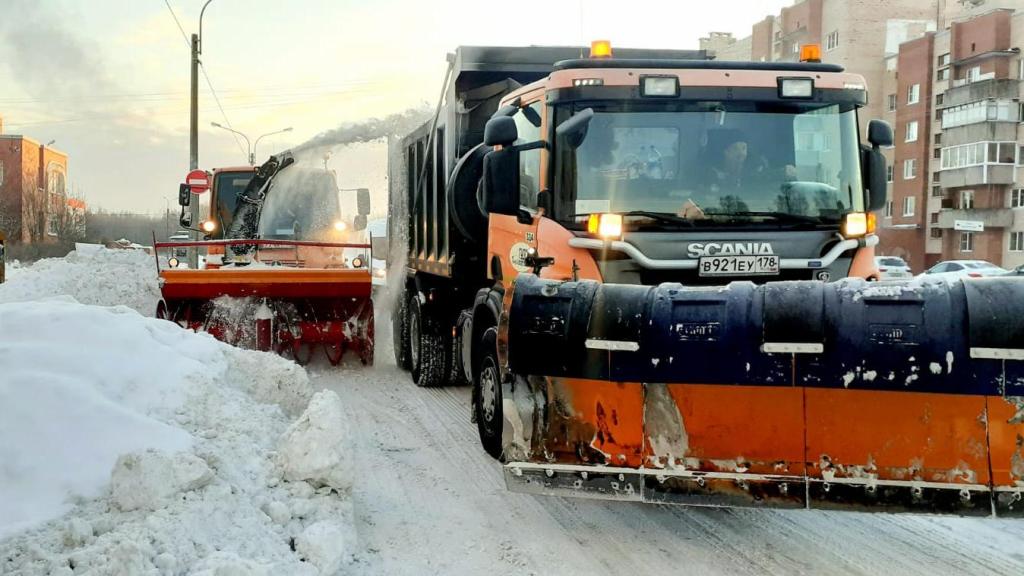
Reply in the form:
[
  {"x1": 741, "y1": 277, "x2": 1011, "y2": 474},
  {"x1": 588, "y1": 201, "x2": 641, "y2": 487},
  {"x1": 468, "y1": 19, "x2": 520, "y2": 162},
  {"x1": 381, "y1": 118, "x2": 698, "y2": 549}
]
[{"x1": 389, "y1": 44, "x2": 889, "y2": 418}]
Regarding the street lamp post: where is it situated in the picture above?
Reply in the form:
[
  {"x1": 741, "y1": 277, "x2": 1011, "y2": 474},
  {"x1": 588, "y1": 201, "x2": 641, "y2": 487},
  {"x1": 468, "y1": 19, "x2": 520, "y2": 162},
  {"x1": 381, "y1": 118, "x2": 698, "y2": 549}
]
[{"x1": 211, "y1": 122, "x2": 252, "y2": 164}]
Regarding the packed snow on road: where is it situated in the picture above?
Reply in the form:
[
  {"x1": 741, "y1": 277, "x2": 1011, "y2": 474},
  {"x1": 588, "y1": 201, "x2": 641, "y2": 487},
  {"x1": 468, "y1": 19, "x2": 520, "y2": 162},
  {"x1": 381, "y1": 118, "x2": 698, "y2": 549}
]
[{"x1": 2, "y1": 248, "x2": 1024, "y2": 575}]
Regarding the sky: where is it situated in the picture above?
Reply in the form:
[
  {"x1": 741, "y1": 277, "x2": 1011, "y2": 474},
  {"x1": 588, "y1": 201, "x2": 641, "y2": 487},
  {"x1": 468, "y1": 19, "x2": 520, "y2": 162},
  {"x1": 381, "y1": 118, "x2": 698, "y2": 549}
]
[{"x1": 0, "y1": 0, "x2": 791, "y2": 214}]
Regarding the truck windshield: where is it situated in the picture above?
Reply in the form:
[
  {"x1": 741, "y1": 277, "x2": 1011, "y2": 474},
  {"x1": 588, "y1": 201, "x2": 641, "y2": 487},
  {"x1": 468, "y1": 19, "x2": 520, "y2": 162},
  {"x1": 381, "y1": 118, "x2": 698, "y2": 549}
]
[
  {"x1": 554, "y1": 101, "x2": 863, "y2": 227},
  {"x1": 257, "y1": 167, "x2": 342, "y2": 240},
  {"x1": 213, "y1": 171, "x2": 254, "y2": 235}
]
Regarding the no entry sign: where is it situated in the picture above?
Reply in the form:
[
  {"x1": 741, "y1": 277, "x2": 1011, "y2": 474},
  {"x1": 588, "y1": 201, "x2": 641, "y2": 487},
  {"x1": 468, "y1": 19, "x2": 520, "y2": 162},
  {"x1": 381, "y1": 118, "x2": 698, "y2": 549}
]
[{"x1": 186, "y1": 169, "x2": 210, "y2": 194}]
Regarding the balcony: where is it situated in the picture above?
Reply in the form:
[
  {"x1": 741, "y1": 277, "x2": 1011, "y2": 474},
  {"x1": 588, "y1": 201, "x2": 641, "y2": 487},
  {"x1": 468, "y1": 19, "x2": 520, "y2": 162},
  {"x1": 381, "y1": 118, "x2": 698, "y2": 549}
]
[
  {"x1": 939, "y1": 164, "x2": 1016, "y2": 187},
  {"x1": 936, "y1": 208, "x2": 1014, "y2": 229},
  {"x1": 941, "y1": 78, "x2": 1019, "y2": 108}
]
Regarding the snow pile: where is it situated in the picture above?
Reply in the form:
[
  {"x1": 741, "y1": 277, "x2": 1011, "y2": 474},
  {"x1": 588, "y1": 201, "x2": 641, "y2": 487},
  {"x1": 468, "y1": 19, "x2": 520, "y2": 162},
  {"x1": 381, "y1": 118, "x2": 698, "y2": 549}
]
[
  {"x1": 0, "y1": 247, "x2": 160, "y2": 315},
  {"x1": 0, "y1": 299, "x2": 355, "y2": 575}
]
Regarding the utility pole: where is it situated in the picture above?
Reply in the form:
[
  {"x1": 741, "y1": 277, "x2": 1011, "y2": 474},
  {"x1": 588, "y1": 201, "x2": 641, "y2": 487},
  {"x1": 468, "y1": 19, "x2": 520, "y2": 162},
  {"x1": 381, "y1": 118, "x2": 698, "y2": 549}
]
[{"x1": 188, "y1": 32, "x2": 200, "y2": 267}]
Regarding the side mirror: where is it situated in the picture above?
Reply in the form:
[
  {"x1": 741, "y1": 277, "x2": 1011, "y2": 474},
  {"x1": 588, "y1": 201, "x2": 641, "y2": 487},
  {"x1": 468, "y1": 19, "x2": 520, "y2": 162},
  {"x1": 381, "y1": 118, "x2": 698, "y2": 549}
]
[
  {"x1": 867, "y1": 119, "x2": 893, "y2": 148},
  {"x1": 556, "y1": 108, "x2": 594, "y2": 150},
  {"x1": 481, "y1": 147, "x2": 520, "y2": 216},
  {"x1": 371, "y1": 235, "x2": 388, "y2": 257},
  {"x1": 484, "y1": 116, "x2": 518, "y2": 147},
  {"x1": 178, "y1": 183, "x2": 191, "y2": 207},
  {"x1": 863, "y1": 144, "x2": 888, "y2": 212},
  {"x1": 179, "y1": 210, "x2": 193, "y2": 228},
  {"x1": 354, "y1": 214, "x2": 367, "y2": 231},
  {"x1": 357, "y1": 188, "x2": 371, "y2": 216}
]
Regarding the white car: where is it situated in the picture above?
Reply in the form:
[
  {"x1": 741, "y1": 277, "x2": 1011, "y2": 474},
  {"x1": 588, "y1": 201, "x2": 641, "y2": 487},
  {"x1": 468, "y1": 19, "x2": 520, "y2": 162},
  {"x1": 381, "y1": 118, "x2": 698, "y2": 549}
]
[
  {"x1": 874, "y1": 256, "x2": 912, "y2": 280},
  {"x1": 920, "y1": 260, "x2": 1008, "y2": 282}
]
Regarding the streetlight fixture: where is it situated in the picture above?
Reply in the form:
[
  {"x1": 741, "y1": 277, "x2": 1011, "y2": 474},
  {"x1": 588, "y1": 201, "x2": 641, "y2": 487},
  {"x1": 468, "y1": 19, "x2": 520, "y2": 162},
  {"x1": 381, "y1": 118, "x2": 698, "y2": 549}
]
[
  {"x1": 253, "y1": 127, "x2": 293, "y2": 165},
  {"x1": 211, "y1": 123, "x2": 292, "y2": 165}
]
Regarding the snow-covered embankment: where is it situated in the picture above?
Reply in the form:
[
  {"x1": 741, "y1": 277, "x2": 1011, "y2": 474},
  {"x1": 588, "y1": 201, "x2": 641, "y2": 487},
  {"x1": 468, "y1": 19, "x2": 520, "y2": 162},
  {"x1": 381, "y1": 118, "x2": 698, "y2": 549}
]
[{"x1": 0, "y1": 249, "x2": 354, "y2": 574}]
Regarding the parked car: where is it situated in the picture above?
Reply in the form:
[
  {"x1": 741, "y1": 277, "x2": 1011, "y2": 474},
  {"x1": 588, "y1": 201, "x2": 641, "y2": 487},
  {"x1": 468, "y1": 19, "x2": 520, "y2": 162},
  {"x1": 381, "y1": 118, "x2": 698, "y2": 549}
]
[
  {"x1": 920, "y1": 260, "x2": 1008, "y2": 282},
  {"x1": 874, "y1": 255, "x2": 912, "y2": 280},
  {"x1": 1002, "y1": 264, "x2": 1024, "y2": 277}
]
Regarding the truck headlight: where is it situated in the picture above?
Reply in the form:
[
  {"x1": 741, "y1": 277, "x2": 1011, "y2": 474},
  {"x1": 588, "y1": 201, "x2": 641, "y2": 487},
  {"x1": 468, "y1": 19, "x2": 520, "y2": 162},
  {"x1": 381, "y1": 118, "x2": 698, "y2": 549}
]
[
  {"x1": 334, "y1": 221, "x2": 347, "y2": 232},
  {"x1": 201, "y1": 220, "x2": 216, "y2": 233},
  {"x1": 587, "y1": 213, "x2": 623, "y2": 240},
  {"x1": 842, "y1": 212, "x2": 875, "y2": 238}
]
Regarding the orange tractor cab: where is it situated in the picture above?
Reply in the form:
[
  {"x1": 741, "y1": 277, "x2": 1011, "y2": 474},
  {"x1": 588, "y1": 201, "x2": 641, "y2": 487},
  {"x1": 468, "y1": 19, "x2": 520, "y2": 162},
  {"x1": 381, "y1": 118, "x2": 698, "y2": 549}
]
[
  {"x1": 156, "y1": 154, "x2": 375, "y2": 365},
  {"x1": 387, "y1": 44, "x2": 1024, "y2": 516}
]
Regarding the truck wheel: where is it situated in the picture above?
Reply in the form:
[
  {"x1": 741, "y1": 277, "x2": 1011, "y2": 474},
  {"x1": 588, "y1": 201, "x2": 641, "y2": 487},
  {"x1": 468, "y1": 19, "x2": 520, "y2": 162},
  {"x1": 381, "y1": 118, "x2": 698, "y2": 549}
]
[
  {"x1": 474, "y1": 326, "x2": 503, "y2": 460},
  {"x1": 393, "y1": 288, "x2": 412, "y2": 370},
  {"x1": 409, "y1": 294, "x2": 450, "y2": 387}
]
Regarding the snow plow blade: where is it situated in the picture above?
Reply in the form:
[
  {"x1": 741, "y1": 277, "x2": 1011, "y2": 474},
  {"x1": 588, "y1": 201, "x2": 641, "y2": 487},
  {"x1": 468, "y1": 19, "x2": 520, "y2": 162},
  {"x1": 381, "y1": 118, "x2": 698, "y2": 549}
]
[
  {"x1": 500, "y1": 274, "x2": 1024, "y2": 516},
  {"x1": 155, "y1": 239, "x2": 374, "y2": 366}
]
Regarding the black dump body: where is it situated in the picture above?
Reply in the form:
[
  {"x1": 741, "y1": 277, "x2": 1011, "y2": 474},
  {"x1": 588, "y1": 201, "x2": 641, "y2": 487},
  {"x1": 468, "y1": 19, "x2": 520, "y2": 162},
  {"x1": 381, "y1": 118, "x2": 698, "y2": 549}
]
[{"x1": 388, "y1": 46, "x2": 708, "y2": 282}]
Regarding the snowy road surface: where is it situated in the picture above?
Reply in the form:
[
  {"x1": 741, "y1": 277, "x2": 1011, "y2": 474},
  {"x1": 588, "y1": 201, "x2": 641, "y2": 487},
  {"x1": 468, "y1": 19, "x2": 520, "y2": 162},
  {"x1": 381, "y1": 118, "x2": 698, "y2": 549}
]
[{"x1": 314, "y1": 315, "x2": 1024, "y2": 576}]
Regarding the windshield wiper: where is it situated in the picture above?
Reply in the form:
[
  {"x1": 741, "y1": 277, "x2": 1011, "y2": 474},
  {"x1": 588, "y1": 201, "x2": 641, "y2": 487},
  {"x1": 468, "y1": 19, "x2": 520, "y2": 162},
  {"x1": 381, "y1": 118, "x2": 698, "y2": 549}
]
[
  {"x1": 704, "y1": 211, "x2": 827, "y2": 225},
  {"x1": 572, "y1": 211, "x2": 696, "y2": 228}
]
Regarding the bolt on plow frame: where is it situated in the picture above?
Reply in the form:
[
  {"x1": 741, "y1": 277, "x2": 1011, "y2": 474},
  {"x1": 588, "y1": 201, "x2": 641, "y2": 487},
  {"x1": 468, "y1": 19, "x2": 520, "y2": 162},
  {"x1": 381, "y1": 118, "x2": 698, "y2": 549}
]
[
  {"x1": 500, "y1": 274, "x2": 1024, "y2": 517},
  {"x1": 154, "y1": 238, "x2": 374, "y2": 366}
]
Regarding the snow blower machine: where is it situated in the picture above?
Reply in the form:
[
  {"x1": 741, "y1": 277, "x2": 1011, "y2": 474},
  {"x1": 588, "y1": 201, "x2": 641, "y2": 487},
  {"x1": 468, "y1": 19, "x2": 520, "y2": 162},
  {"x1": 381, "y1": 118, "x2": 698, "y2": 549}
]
[
  {"x1": 155, "y1": 154, "x2": 375, "y2": 365},
  {"x1": 388, "y1": 43, "x2": 1024, "y2": 516}
]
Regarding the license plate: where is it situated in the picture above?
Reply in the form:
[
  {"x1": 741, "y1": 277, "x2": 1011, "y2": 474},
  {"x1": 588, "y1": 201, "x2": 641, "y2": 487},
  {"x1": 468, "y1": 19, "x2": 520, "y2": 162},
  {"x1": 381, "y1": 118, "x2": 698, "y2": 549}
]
[{"x1": 698, "y1": 255, "x2": 780, "y2": 277}]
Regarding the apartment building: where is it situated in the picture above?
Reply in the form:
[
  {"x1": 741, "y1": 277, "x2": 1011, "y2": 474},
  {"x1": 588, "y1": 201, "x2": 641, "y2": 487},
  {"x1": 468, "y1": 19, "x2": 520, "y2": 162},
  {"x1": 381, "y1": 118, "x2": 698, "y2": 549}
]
[
  {"x1": 882, "y1": 6, "x2": 1024, "y2": 270},
  {"x1": 0, "y1": 115, "x2": 73, "y2": 244}
]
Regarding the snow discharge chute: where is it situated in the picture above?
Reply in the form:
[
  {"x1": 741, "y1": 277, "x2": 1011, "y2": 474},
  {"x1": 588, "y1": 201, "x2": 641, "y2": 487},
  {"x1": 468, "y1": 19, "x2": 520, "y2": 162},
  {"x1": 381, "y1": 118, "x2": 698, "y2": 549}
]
[{"x1": 500, "y1": 274, "x2": 1024, "y2": 516}]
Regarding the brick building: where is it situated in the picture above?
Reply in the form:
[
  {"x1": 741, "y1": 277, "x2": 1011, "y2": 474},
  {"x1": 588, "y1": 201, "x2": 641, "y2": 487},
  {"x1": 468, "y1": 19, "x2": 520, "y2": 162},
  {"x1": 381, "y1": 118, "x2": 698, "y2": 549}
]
[{"x1": 0, "y1": 115, "x2": 74, "y2": 244}]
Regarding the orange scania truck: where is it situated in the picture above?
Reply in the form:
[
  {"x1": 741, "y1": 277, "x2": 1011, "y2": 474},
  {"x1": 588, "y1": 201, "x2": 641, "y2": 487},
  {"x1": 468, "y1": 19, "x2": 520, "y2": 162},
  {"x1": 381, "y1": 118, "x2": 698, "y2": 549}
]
[{"x1": 387, "y1": 43, "x2": 1024, "y2": 516}]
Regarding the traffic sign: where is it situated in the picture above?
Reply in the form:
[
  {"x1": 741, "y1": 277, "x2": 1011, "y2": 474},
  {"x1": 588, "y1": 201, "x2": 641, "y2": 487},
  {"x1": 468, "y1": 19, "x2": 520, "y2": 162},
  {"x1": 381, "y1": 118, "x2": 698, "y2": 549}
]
[{"x1": 185, "y1": 169, "x2": 210, "y2": 194}]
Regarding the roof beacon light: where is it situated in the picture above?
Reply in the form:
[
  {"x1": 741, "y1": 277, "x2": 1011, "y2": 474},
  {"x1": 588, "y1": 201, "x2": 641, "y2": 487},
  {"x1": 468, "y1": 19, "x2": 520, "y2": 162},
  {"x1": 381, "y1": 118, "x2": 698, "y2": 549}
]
[
  {"x1": 590, "y1": 40, "x2": 613, "y2": 59},
  {"x1": 800, "y1": 43, "x2": 822, "y2": 63}
]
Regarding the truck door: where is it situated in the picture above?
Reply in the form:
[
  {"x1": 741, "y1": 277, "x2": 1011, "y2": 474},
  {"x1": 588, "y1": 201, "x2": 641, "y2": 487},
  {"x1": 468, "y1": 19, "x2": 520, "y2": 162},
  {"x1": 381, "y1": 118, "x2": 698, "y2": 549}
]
[{"x1": 489, "y1": 96, "x2": 545, "y2": 286}]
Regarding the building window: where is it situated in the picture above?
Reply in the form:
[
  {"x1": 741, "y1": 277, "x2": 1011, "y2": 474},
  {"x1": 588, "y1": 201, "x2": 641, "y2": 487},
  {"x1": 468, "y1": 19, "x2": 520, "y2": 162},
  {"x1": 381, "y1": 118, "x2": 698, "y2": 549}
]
[
  {"x1": 907, "y1": 84, "x2": 920, "y2": 105},
  {"x1": 931, "y1": 228, "x2": 944, "y2": 239},
  {"x1": 905, "y1": 121, "x2": 919, "y2": 142},
  {"x1": 967, "y1": 66, "x2": 981, "y2": 83},
  {"x1": 885, "y1": 200, "x2": 893, "y2": 218},
  {"x1": 903, "y1": 158, "x2": 917, "y2": 180},
  {"x1": 937, "y1": 68, "x2": 949, "y2": 81},
  {"x1": 1011, "y1": 188, "x2": 1024, "y2": 208},
  {"x1": 46, "y1": 214, "x2": 59, "y2": 237},
  {"x1": 933, "y1": 148, "x2": 942, "y2": 159},
  {"x1": 792, "y1": 42, "x2": 800, "y2": 54},
  {"x1": 1011, "y1": 231, "x2": 1024, "y2": 252},
  {"x1": 936, "y1": 94, "x2": 944, "y2": 106},
  {"x1": 960, "y1": 231, "x2": 974, "y2": 252},
  {"x1": 887, "y1": 94, "x2": 897, "y2": 112},
  {"x1": 934, "y1": 133, "x2": 942, "y2": 145},
  {"x1": 886, "y1": 164, "x2": 894, "y2": 183},
  {"x1": 826, "y1": 30, "x2": 839, "y2": 51},
  {"x1": 960, "y1": 189, "x2": 975, "y2": 209},
  {"x1": 930, "y1": 212, "x2": 940, "y2": 224},
  {"x1": 940, "y1": 142, "x2": 1017, "y2": 169},
  {"x1": 933, "y1": 170, "x2": 942, "y2": 183},
  {"x1": 938, "y1": 53, "x2": 950, "y2": 67},
  {"x1": 903, "y1": 196, "x2": 916, "y2": 216},
  {"x1": 932, "y1": 185, "x2": 943, "y2": 197}
]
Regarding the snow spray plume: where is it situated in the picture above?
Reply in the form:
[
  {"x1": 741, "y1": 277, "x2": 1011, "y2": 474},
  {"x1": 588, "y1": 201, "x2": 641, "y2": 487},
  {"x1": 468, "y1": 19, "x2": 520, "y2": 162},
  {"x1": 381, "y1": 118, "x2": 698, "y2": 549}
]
[{"x1": 290, "y1": 107, "x2": 432, "y2": 154}]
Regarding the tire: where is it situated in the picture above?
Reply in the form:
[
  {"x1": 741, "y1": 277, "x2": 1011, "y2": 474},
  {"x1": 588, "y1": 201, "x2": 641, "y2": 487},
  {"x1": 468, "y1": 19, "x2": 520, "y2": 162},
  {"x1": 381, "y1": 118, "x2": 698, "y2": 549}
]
[
  {"x1": 473, "y1": 326, "x2": 503, "y2": 460},
  {"x1": 409, "y1": 294, "x2": 451, "y2": 387},
  {"x1": 393, "y1": 287, "x2": 412, "y2": 370}
]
